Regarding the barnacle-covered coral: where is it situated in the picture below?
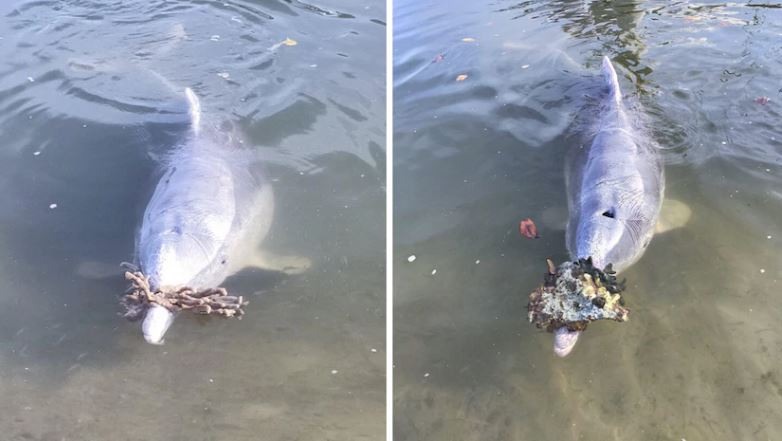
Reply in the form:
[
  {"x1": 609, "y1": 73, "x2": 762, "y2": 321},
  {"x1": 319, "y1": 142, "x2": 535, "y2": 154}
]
[{"x1": 528, "y1": 258, "x2": 628, "y2": 332}]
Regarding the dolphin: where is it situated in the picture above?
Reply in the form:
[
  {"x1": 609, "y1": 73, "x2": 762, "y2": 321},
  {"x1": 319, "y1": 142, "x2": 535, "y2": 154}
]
[
  {"x1": 137, "y1": 88, "x2": 309, "y2": 344},
  {"x1": 555, "y1": 56, "x2": 664, "y2": 357}
]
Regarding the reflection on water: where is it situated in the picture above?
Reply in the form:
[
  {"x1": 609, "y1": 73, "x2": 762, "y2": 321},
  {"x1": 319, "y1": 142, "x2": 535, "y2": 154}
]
[
  {"x1": 0, "y1": 0, "x2": 384, "y2": 439},
  {"x1": 395, "y1": 1, "x2": 782, "y2": 440}
]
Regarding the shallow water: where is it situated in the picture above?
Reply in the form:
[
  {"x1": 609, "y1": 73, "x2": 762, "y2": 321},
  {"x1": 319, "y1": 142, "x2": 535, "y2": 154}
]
[
  {"x1": 394, "y1": 1, "x2": 782, "y2": 440},
  {"x1": 0, "y1": 1, "x2": 384, "y2": 439}
]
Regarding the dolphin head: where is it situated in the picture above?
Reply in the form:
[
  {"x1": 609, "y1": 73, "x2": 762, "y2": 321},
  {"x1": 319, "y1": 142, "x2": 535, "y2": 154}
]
[
  {"x1": 138, "y1": 227, "x2": 214, "y2": 344},
  {"x1": 141, "y1": 228, "x2": 212, "y2": 289},
  {"x1": 574, "y1": 203, "x2": 651, "y2": 273},
  {"x1": 576, "y1": 207, "x2": 622, "y2": 271},
  {"x1": 559, "y1": 199, "x2": 654, "y2": 357}
]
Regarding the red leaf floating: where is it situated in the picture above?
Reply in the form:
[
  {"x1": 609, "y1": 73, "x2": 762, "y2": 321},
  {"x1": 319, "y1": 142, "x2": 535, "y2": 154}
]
[
  {"x1": 519, "y1": 218, "x2": 539, "y2": 239},
  {"x1": 755, "y1": 96, "x2": 770, "y2": 105}
]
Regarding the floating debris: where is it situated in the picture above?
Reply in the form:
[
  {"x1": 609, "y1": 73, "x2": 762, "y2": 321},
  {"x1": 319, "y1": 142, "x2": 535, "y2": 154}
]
[
  {"x1": 528, "y1": 258, "x2": 628, "y2": 333},
  {"x1": 210, "y1": 35, "x2": 220, "y2": 41},
  {"x1": 217, "y1": 72, "x2": 230, "y2": 79},
  {"x1": 48, "y1": 203, "x2": 57, "y2": 209},
  {"x1": 519, "y1": 218, "x2": 539, "y2": 239},
  {"x1": 407, "y1": 255, "x2": 416, "y2": 263},
  {"x1": 282, "y1": 37, "x2": 297, "y2": 46},
  {"x1": 432, "y1": 53, "x2": 445, "y2": 63},
  {"x1": 462, "y1": 37, "x2": 476, "y2": 42},
  {"x1": 755, "y1": 96, "x2": 770, "y2": 105},
  {"x1": 456, "y1": 74, "x2": 468, "y2": 82},
  {"x1": 120, "y1": 271, "x2": 247, "y2": 321},
  {"x1": 521, "y1": 64, "x2": 530, "y2": 69}
]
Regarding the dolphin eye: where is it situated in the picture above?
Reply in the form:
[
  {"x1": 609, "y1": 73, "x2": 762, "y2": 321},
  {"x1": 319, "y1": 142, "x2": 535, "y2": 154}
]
[{"x1": 602, "y1": 209, "x2": 616, "y2": 219}]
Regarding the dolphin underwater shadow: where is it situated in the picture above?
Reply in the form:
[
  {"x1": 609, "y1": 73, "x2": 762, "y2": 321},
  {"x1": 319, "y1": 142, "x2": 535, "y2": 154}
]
[
  {"x1": 135, "y1": 88, "x2": 310, "y2": 344},
  {"x1": 553, "y1": 56, "x2": 686, "y2": 357}
]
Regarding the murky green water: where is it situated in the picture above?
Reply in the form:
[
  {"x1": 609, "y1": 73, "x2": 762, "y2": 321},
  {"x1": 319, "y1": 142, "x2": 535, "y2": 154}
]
[
  {"x1": 394, "y1": 1, "x2": 782, "y2": 440},
  {"x1": 0, "y1": 1, "x2": 384, "y2": 439}
]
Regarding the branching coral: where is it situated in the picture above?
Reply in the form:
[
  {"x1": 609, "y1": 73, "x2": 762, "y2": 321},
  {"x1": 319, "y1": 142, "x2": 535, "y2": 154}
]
[{"x1": 120, "y1": 271, "x2": 248, "y2": 321}]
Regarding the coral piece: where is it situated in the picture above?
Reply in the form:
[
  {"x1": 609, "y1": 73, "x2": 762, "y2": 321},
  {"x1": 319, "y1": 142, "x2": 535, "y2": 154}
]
[
  {"x1": 120, "y1": 271, "x2": 248, "y2": 321},
  {"x1": 527, "y1": 258, "x2": 628, "y2": 332}
]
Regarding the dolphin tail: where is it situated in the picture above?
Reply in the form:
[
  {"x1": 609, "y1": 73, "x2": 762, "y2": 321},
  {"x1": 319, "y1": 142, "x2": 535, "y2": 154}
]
[
  {"x1": 185, "y1": 87, "x2": 201, "y2": 135},
  {"x1": 600, "y1": 56, "x2": 622, "y2": 105}
]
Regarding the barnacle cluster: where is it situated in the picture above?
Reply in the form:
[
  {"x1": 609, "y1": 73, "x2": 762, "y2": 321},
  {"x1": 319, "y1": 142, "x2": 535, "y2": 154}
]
[{"x1": 528, "y1": 258, "x2": 629, "y2": 332}]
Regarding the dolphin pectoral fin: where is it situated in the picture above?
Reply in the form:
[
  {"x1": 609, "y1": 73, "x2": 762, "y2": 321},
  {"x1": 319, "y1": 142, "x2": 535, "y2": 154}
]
[
  {"x1": 655, "y1": 199, "x2": 691, "y2": 234},
  {"x1": 248, "y1": 252, "x2": 312, "y2": 275}
]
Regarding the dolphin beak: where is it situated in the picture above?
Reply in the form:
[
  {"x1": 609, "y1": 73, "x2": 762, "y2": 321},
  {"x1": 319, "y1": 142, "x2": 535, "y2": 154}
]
[
  {"x1": 553, "y1": 327, "x2": 581, "y2": 357},
  {"x1": 142, "y1": 304, "x2": 175, "y2": 345}
]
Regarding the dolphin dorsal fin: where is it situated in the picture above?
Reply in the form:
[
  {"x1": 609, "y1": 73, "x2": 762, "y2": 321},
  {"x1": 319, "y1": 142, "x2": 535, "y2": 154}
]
[
  {"x1": 185, "y1": 87, "x2": 201, "y2": 135},
  {"x1": 601, "y1": 56, "x2": 622, "y2": 105}
]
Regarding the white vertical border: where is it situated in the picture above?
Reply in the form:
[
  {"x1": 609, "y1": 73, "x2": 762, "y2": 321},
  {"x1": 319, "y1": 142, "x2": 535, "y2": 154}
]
[{"x1": 385, "y1": 0, "x2": 393, "y2": 437}]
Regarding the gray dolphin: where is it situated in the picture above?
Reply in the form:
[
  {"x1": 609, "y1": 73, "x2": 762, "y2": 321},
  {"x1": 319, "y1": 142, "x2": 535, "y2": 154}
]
[
  {"x1": 137, "y1": 88, "x2": 309, "y2": 344},
  {"x1": 555, "y1": 56, "x2": 664, "y2": 357}
]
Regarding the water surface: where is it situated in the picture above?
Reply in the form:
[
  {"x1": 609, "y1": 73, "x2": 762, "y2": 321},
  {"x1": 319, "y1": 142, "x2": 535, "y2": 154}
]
[
  {"x1": 394, "y1": 1, "x2": 782, "y2": 440},
  {"x1": 0, "y1": 1, "x2": 385, "y2": 439}
]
